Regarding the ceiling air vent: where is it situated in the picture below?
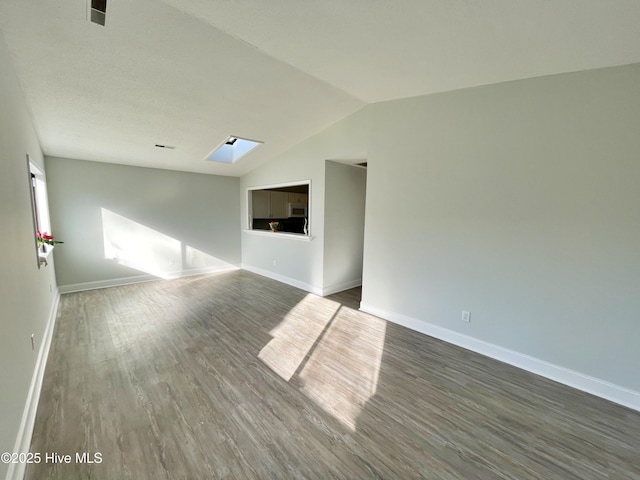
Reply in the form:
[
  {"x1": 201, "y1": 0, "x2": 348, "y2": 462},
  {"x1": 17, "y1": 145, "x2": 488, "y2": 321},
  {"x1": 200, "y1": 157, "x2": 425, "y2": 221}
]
[{"x1": 89, "y1": 0, "x2": 107, "y2": 26}]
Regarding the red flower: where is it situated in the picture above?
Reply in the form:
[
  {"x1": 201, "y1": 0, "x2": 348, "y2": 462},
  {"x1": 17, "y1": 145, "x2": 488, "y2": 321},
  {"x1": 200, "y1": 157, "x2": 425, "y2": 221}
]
[{"x1": 36, "y1": 231, "x2": 63, "y2": 245}]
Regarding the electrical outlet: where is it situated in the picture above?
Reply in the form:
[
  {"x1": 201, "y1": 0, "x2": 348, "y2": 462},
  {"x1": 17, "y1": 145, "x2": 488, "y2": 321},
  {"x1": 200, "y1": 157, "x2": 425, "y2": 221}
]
[
  {"x1": 462, "y1": 310, "x2": 471, "y2": 323},
  {"x1": 273, "y1": 260, "x2": 277, "y2": 267}
]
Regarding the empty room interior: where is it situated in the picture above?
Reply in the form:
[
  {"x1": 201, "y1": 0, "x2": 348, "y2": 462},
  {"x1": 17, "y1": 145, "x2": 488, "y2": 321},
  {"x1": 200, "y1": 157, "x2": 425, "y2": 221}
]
[{"x1": 1, "y1": 1, "x2": 640, "y2": 479}]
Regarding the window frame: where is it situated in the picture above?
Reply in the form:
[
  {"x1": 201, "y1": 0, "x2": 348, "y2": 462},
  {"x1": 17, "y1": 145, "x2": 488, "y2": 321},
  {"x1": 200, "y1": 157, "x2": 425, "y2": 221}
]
[
  {"x1": 246, "y1": 180, "x2": 311, "y2": 238},
  {"x1": 27, "y1": 156, "x2": 52, "y2": 268}
]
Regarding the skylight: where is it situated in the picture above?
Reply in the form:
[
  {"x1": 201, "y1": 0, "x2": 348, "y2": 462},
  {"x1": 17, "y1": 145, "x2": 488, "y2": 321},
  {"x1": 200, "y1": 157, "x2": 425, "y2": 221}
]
[{"x1": 206, "y1": 136, "x2": 263, "y2": 164}]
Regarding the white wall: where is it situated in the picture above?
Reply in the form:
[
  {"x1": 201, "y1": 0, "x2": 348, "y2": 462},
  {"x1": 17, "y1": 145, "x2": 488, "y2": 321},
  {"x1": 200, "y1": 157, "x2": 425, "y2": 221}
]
[
  {"x1": 240, "y1": 63, "x2": 640, "y2": 404},
  {"x1": 0, "y1": 39, "x2": 58, "y2": 479},
  {"x1": 46, "y1": 157, "x2": 241, "y2": 290},
  {"x1": 240, "y1": 107, "x2": 372, "y2": 293},
  {"x1": 323, "y1": 161, "x2": 367, "y2": 294},
  {"x1": 362, "y1": 64, "x2": 640, "y2": 394}
]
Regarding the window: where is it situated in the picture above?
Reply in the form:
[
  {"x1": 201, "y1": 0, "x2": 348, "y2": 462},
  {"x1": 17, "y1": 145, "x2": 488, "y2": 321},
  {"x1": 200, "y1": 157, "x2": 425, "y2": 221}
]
[
  {"x1": 205, "y1": 136, "x2": 263, "y2": 164},
  {"x1": 27, "y1": 157, "x2": 52, "y2": 267},
  {"x1": 247, "y1": 181, "x2": 310, "y2": 236}
]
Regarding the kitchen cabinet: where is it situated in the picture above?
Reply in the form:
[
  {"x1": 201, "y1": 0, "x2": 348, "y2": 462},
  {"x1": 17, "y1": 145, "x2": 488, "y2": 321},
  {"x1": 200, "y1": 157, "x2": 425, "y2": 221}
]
[
  {"x1": 252, "y1": 190, "x2": 270, "y2": 218},
  {"x1": 288, "y1": 193, "x2": 308, "y2": 205},
  {"x1": 252, "y1": 190, "x2": 288, "y2": 218},
  {"x1": 270, "y1": 191, "x2": 288, "y2": 217}
]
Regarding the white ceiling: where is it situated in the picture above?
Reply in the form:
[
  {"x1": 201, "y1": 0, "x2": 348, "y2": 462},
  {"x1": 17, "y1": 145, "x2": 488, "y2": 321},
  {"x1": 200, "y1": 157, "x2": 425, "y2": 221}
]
[{"x1": 1, "y1": 0, "x2": 639, "y2": 176}]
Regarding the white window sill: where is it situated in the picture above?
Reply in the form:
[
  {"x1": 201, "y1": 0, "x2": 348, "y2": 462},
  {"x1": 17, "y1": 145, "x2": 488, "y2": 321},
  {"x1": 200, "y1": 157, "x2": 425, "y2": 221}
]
[
  {"x1": 38, "y1": 244, "x2": 54, "y2": 266},
  {"x1": 243, "y1": 229, "x2": 312, "y2": 241}
]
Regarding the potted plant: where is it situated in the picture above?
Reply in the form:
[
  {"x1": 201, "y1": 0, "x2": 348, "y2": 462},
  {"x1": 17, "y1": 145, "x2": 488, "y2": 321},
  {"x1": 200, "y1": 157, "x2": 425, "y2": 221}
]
[{"x1": 37, "y1": 231, "x2": 63, "y2": 252}]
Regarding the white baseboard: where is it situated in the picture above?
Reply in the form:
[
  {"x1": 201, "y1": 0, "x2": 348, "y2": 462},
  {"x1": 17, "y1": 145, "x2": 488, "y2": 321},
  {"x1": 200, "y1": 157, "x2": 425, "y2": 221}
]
[
  {"x1": 321, "y1": 278, "x2": 362, "y2": 296},
  {"x1": 6, "y1": 289, "x2": 60, "y2": 480},
  {"x1": 58, "y1": 265, "x2": 239, "y2": 294},
  {"x1": 241, "y1": 266, "x2": 361, "y2": 297},
  {"x1": 360, "y1": 302, "x2": 640, "y2": 413},
  {"x1": 241, "y1": 265, "x2": 323, "y2": 296}
]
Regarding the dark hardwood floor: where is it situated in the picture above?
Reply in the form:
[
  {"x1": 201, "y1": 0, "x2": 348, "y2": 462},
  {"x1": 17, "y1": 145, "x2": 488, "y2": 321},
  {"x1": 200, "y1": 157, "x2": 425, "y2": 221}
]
[{"x1": 26, "y1": 270, "x2": 640, "y2": 479}]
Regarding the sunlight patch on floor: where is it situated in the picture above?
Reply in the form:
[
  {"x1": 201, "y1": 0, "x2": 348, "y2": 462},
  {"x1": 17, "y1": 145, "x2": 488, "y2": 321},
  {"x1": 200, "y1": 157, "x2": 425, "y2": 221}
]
[
  {"x1": 259, "y1": 291, "x2": 387, "y2": 431},
  {"x1": 258, "y1": 294, "x2": 341, "y2": 381},
  {"x1": 298, "y1": 308, "x2": 386, "y2": 430}
]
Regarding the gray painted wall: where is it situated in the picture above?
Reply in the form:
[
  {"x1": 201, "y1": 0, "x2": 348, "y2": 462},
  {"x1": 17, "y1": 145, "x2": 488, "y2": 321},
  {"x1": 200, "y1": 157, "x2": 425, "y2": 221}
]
[
  {"x1": 0, "y1": 39, "x2": 58, "y2": 478},
  {"x1": 240, "y1": 107, "x2": 372, "y2": 292},
  {"x1": 46, "y1": 157, "x2": 241, "y2": 288},
  {"x1": 323, "y1": 161, "x2": 367, "y2": 292},
  {"x1": 239, "y1": 63, "x2": 640, "y2": 394},
  {"x1": 362, "y1": 64, "x2": 640, "y2": 392}
]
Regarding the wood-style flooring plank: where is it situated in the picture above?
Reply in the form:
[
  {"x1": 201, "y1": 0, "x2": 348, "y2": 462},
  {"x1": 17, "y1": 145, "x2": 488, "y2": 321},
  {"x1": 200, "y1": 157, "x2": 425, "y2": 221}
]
[{"x1": 26, "y1": 271, "x2": 640, "y2": 479}]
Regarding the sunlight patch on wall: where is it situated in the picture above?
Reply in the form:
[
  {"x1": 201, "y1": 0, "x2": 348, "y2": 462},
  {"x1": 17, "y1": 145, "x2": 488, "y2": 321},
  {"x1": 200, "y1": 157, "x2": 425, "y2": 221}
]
[
  {"x1": 101, "y1": 208, "x2": 237, "y2": 279},
  {"x1": 298, "y1": 309, "x2": 386, "y2": 430},
  {"x1": 102, "y1": 209, "x2": 182, "y2": 279},
  {"x1": 184, "y1": 246, "x2": 238, "y2": 273},
  {"x1": 258, "y1": 294, "x2": 341, "y2": 381}
]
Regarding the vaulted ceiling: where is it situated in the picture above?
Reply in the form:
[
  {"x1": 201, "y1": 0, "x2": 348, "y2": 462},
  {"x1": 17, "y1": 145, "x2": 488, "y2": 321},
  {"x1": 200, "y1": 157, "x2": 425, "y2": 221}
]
[{"x1": 1, "y1": 1, "x2": 639, "y2": 176}]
